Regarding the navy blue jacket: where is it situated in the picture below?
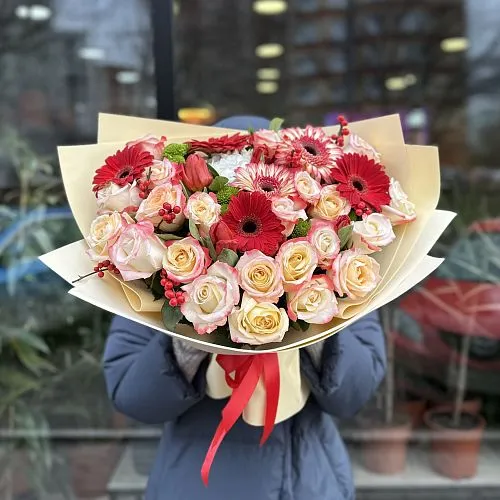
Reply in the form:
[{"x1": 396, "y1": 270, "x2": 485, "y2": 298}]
[{"x1": 103, "y1": 313, "x2": 385, "y2": 500}]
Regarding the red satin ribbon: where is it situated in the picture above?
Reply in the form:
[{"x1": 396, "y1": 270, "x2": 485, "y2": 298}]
[{"x1": 200, "y1": 352, "x2": 280, "y2": 486}]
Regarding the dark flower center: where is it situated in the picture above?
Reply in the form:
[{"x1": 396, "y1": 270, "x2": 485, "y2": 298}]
[
  {"x1": 304, "y1": 145, "x2": 317, "y2": 155},
  {"x1": 118, "y1": 167, "x2": 131, "y2": 179},
  {"x1": 240, "y1": 216, "x2": 262, "y2": 236},
  {"x1": 351, "y1": 178, "x2": 365, "y2": 191},
  {"x1": 258, "y1": 176, "x2": 279, "y2": 194}
]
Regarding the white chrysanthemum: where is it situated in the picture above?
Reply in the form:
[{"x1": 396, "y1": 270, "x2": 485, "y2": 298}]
[{"x1": 209, "y1": 149, "x2": 252, "y2": 180}]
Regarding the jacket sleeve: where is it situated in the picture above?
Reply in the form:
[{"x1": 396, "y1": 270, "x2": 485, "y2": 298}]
[
  {"x1": 102, "y1": 316, "x2": 208, "y2": 424},
  {"x1": 300, "y1": 311, "x2": 386, "y2": 419}
]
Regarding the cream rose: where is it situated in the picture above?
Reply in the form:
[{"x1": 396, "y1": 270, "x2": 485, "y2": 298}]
[
  {"x1": 184, "y1": 192, "x2": 221, "y2": 235},
  {"x1": 328, "y1": 249, "x2": 380, "y2": 299},
  {"x1": 294, "y1": 171, "x2": 321, "y2": 204},
  {"x1": 308, "y1": 185, "x2": 351, "y2": 221},
  {"x1": 287, "y1": 275, "x2": 338, "y2": 324},
  {"x1": 351, "y1": 213, "x2": 396, "y2": 254},
  {"x1": 162, "y1": 236, "x2": 210, "y2": 284},
  {"x1": 343, "y1": 134, "x2": 381, "y2": 163},
  {"x1": 276, "y1": 238, "x2": 318, "y2": 292},
  {"x1": 135, "y1": 183, "x2": 186, "y2": 231},
  {"x1": 97, "y1": 182, "x2": 141, "y2": 213},
  {"x1": 307, "y1": 219, "x2": 341, "y2": 269},
  {"x1": 382, "y1": 178, "x2": 417, "y2": 225},
  {"x1": 236, "y1": 250, "x2": 284, "y2": 303},
  {"x1": 271, "y1": 197, "x2": 308, "y2": 237},
  {"x1": 86, "y1": 212, "x2": 128, "y2": 261},
  {"x1": 108, "y1": 220, "x2": 165, "y2": 281},
  {"x1": 228, "y1": 293, "x2": 289, "y2": 345},
  {"x1": 181, "y1": 262, "x2": 240, "y2": 335},
  {"x1": 142, "y1": 159, "x2": 180, "y2": 187}
]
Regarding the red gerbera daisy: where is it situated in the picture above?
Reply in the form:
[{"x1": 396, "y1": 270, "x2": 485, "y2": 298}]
[
  {"x1": 221, "y1": 191, "x2": 285, "y2": 256},
  {"x1": 187, "y1": 133, "x2": 249, "y2": 155},
  {"x1": 93, "y1": 146, "x2": 153, "y2": 192},
  {"x1": 332, "y1": 153, "x2": 391, "y2": 212},
  {"x1": 275, "y1": 126, "x2": 342, "y2": 183}
]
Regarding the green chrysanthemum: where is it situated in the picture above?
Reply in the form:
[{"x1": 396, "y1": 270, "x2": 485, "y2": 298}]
[
  {"x1": 163, "y1": 143, "x2": 189, "y2": 163},
  {"x1": 290, "y1": 219, "x2": 311, "y2": 239},
  {"x1": 217, "y1": 185, "x2": 240, "y2": 205},
  {"x1": 220, "y1": 203, "x2": 229, "y2": 215}
]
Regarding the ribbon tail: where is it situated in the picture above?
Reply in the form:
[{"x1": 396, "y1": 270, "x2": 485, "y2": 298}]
[
  {"x1": 260, "y1": 353, "x2": 280, "y2": 446},
  {"x1": 201, "y1": 356, "x2": 261, "y2": 486}
]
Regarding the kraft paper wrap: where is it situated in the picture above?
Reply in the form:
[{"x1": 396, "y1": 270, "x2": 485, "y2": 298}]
[{"x1": 40, "y1": 113, "x2": 455, "y2": 427}]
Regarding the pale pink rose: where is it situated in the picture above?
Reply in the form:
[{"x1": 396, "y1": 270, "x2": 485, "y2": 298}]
[
  {"x1": 381, "y1": 178, "x2": 417, "y2": 226},
  {"x1": 126, "y1": 134, "x2": 166, "y2": 161},
  {"x1": 308, "y1": 185, "x2": 351, "y2": 221},
  {"x1": 85, "y1": 212, "x2": 129, "y2": 261},
  {"x1": 351, "y1": 213, "x2": 395, "y2": 254},
  {"x1": 108, "y1": 220, "x2": 165, "y2": 281},
  {"x1": 276, "y1": 238, "x2": 318, "y2": 292},
  {"x1": 97, "y1": 182, "x2": 141, "y2": 213},
  {"x1": 184, "y1": 192, "x2": 221, "y2": 236},
  {"x1": 141, "y1": 159, "x2": 181, "y2": 187},
  {"x1": 287, "y1": 275, "x2": 338, "y2": 324},
  {"x1": 294, "y1": 171, "x2": 321, "y2": 204},
  {"x1": 307, "y1": 219, "x2": 341, "y2": 269},
  {"x1": 135, "y1": 183, "x2": 186, "y2": 231},
  {"x1": 328, "y1": 249, "x2": 380, "y2": 299},
  {"x1": 236, "y1": 250, "x2": 284, "y2": 303},
  {"x1": 343, "y1": 134, "x2": 381, "y2": 163},
  {"x1": 228, "y1": 293, "x2": 289, "y2": 345},
  {"x1": 271, "y1": 197, "x2": 308, "y2": 236},
  {"x1": 181, "y1": 262, "x2": 240, "y2": 335},
  {"x1": 252, "y1": 129, "x2": 281, "y2": 156},
  {"x1": 162, "y1": 236, "x2": 211, "y2": 284}
]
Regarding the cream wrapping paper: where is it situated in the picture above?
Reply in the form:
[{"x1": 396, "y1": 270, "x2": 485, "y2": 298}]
[{"x1": 40, "y1": 113, "x2": 455, "y2": 428}]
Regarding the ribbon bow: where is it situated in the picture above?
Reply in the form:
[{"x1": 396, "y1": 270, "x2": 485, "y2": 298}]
[{"x1": 201, "y1": 352, "x2": 280, "y2": 486}]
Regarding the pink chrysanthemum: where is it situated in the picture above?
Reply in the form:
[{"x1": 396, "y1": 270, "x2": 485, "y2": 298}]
[
  {"x1": 275, "y1": 126, "x2": 342, "y2": 184},
  {"x1": 229, "y1": 162, "x2": 297, "y2": 199}
]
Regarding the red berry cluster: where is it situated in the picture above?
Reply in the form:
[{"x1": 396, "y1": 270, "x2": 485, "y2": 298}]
[
  {"x1": 138, "y1": 179, "x2": 153, "y2": 199},
  {"x1": 160, "y1": 269, "x2": 186, "y2": 307},
  {"x1": 353, "y1": 201, "x2": 373, "y2": 218},
  {"x1": 332, "y1": 115, "x2": 349, "y2": 147},
  {"x1": 94, "y1": 260, "x2": 120, "y2": 278},
  {"x1": 158, "y1": 203, "x2": 182, "y2": 223}
]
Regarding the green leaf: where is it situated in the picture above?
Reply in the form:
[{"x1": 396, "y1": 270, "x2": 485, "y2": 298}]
[
  {"x1": 269, "y1": 117, "x2": 284, "y2": 131},
  {"x1": 189, "y1": 219, "x2": 202, "y2": 242},
  {"x1": 217, "y1": 248, "x2": 239, "y2": 267},
  {"x1": 150, "y1": 271, "x2": 165, "y2": 300},
  {"x1": 209, "y1": 176, "x2": 229, "y2": 193},
  {"x1": 10, "y1": 341, "x2": 56, "y2": 376},
  {"x1": 207, "y1": 164, "x2": 220, "y2": 178},
  {"x1": 180, "y1": 181, "x2": 192, "y2": 199},
  {"x1": 161, "y1": 301, "x2": 183, "y2": 332},
  {"x1": 349, "y1": 211, "x2": 358, "y2": 222},
  {"x1": 338, "y1": 225, "x2": 353, "y2": 250},
  {"x1": 290, "y1": 319, "x2": 310, "y2": 332},
  {"x1": 163, "y1": 143, "x2": 189, "y2": 163},
  {"x1": 202, "y1": 236, "x2": 217, "y2": 261},
  {"x1": 156, "y1": 233, "x2": 183, "y2": 241}
]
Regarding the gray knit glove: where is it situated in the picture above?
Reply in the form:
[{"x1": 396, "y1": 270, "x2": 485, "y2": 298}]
[{"x1": 172, "y1": 338, "x2": 208, "y2": 383}]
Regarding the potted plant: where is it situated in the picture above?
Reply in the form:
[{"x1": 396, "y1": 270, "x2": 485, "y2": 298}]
[
  {"x1": 360, "y1": 306, "x2": 412, "y2": 475},
  {"x1": 424, "y1": 332, "x2": 486, "y2": 479}
]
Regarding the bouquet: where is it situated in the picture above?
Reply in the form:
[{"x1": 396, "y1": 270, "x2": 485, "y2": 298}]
[{"x1": 41, "y1": 113, "x2": 455, "y2": 483}]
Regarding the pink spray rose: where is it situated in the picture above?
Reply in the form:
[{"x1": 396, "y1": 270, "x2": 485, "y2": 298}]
[{"x1": 126, "y1": 135, "x2": 166, "y2": 161}]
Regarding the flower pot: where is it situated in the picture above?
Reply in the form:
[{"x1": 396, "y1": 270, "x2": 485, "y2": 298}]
[
  {"x1": 360, "y1": 417, "x2": 412, "y2": 475},
  {"x1": 424, "y1": 409, "x2": 485, "y2": 480},
  {"x1": 432, "y1": 398, "x2": 482, "y2": 416},
  {"x1": 397, "y1": 399, "x2": 427, "y2": 428}
]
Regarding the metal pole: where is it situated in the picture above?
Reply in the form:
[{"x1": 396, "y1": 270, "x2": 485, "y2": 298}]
[{"x1": 151, "y1": 0, "x2": 176, "y2": 120}]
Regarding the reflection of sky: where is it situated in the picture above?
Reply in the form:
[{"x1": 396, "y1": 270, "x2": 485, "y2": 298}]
[
  {"x1": 51, "y1": 0, "x2": 150, "y2": 70},
  {"x1": 466, "y1": 0, "x2": 500, "y2": 148}
]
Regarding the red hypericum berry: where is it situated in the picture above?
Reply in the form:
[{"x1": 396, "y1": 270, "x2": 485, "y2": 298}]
[
  {"x1": 162, "y1": 214, "x2": 170, "y2": 221},
  {"x1": 165, "y1": 290, "x2": 175, "y2": 299},
  {"x1": 176, "y1": 291, "x2": 183, "y2": 298},
  {"x1": 365, "y1": 208, "x2": 373, "y2": 215},
  {"x1": 98, "y1": 271, "x2": 105, "y2": 278},
  {"x1": 173, "y1": 206, "x2": 181, "y2": 214},
  {"x1": 337, "y1": 138, "x2": 344, "y2": 147},
  {"x1": 167, "y1": 214, "x2": 175, "y2": 222},
  {"x1": 337, "y1": 115, "x2": 345, "y2": 123},
  {"x1": 358, "y1": 201, "x2": 366, "y2": 209},
  {"x1": 163, "y1": 203, "x2": 172, "y2": 211},
  {"x1": 342, "y1": 128, "x2": 350, "y2": 136},
  {"x1": 340, "y1": 119, "x2": 348, "y2": 127},
  {"x1": 177, "y1": 296, "x2": 185, "y2": 305},
  {"x1": 160, "y1": 279, "x2": 167, "y2": 286},
  {"x1": 169, "y1": 298, "x2": 178, "y2": 307},
  {"x1": 114, "y1": 269, "x2": 120, "y2": 274},
  {"x1": 158, "y1": 209, "x2": 166, "y2": 216},
  {"x1": 160, "y1": 269, "x2": 166, "y2": 276},
  {"x1": 165, "y1": 281, "x2": 174, "y2": 289},
  {"x1": 355, "y1": 209, "x2": 363, "y2": 216},
  {"x1": 103, "y1": 260, "x2": 110, "y2": 267},
  {"x1": 93, "y1": 266, "x2": 99, "y2": 272},
  {"x1": 331, "y1": 134, "x2": 338, "y2": 140},
  {"x1": 139, "y1": 192, "x2": 146, "y2": 199}
]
